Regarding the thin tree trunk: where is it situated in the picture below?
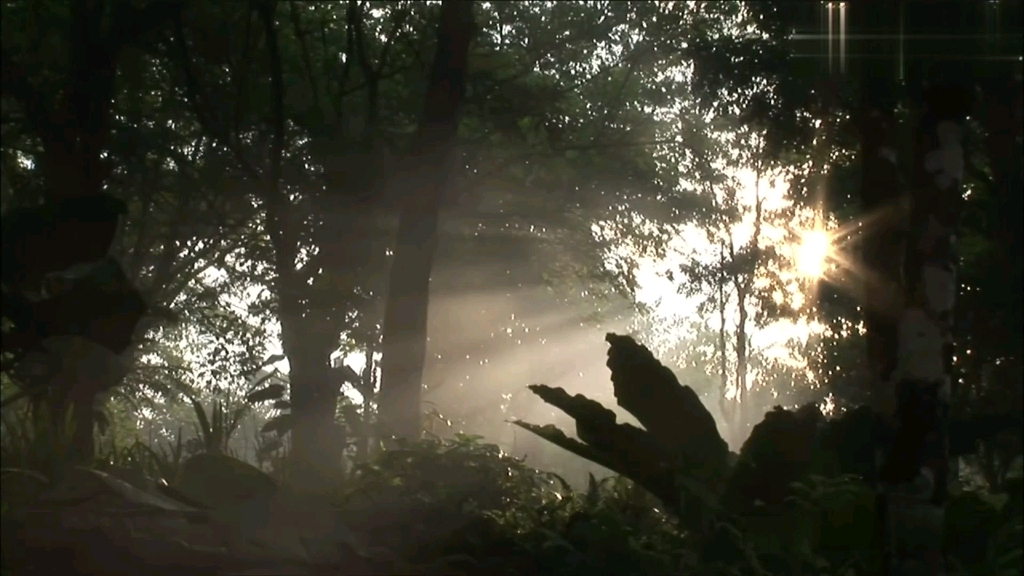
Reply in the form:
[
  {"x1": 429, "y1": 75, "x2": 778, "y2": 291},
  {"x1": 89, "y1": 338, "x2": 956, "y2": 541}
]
[
  {"x1": 355, "y1": 343, "x2": 377, "y2": 462},
  {"x1": 717, "y1": 242, "x2": 730, "y2": 448},
  {"x1": 378, "y1": 0, "x2": 475, "y2": 441},
  {"x1": 723, "y1": 230, "x2": 742, "y2": 451},
  {"x1": 734, "y1": 292, "x2": 748, "y2": 446},
  {"x1": 732, "y1": 174, "x2": 762, "y2": 448}
]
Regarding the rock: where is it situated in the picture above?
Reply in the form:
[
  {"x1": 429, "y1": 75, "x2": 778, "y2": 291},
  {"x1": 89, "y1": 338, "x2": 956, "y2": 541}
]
[
  {"x1": 160, "y1": 473, "x2": 371, "y2": 569},
  {"x1": 722, "y1": 405, "x2": 823, "y2": 512},
  {"x1": 12, "y1": 467, "x2": 239, "y2": 575},
  {"x1": 102, "y1": 465, "x2": 155, "y2": 492},
  {"x1": 175, "y1": 453, "x2": 279, "y2": 510},
  {"x1": 225, "y1": 489, "x2": 368, "y2": 564},
  {"x1": 39, "y1": 466, "x2": 205, "y2": 517},
  {"x1": 4, "y1": 462, "x2": 388, "y2": 575},
  {"x1": 26, "y1": 466, "x2": 212, "y2": 553},
  {"x1": 1, "y1": 468, "x2": 50, "y2": 516}
]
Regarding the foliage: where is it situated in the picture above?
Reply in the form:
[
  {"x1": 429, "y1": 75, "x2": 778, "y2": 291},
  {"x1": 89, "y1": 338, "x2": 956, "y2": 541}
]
[
  {"x1": 186, "y1": 395, "x2": 249, "y2": 456},
  {"x1": 94, "y1": 430, "x2": 186, "y2": 484},
  {"x1": 1, "y1": 377, "x2": 1020, "y2": 576},
  {"x1": 341, "y1": 433, "x2": 549, "y2": 511},
  {"x1": 0, "y1": 402, "x2": 76, "y2": 479},
  {"x1": 512, "y1": 330, "x2": 1022, "y2": 575},
  {"x1": 332, "y1": 430, "x2": 1021, "y2": 576},
  {"x1": 1, "y1": 0, "x2": 1020, "y2": 574}
]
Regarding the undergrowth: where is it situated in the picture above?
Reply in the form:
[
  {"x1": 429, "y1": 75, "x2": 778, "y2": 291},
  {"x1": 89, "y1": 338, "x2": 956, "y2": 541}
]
[{"x1": 2, "y1": 419, "x2": 1022, "y2": 576}]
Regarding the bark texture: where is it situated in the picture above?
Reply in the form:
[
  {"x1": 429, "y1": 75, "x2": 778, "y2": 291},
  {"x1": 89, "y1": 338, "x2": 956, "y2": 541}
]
[
  {"x1": 378, "y1": 0, "x2": 476, "y2": 441},
  {"x1": 876, "y1": 83, "x2": 969, "y2": 576}
]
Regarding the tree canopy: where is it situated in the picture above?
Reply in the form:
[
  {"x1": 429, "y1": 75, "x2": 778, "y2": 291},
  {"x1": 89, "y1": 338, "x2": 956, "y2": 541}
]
[{"x1": 1, "y1": 2, "x2": 1021, "y2": 574}]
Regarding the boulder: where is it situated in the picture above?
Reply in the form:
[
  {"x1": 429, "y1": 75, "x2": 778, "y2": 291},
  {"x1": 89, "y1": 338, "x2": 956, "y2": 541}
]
[
  {"x1": 1, "y1": 468, "x2": 50, "y2": 516},
  {"x1": 174, "y1": 453, "x2": 279, "y2": 510}
]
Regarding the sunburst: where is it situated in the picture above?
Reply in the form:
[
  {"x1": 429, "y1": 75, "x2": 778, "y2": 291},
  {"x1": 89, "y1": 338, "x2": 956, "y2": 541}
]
[{"x1": 796, "y1": 228, "x2": 832, "y2": 279}]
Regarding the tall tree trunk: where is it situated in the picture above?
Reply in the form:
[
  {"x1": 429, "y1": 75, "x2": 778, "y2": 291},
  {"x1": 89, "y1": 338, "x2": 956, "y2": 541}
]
[
  {"x1": 982, "y1": 74, "x2": 1023, "y2": 347},
  {"x1": 844, "y1": 5, "x2": 990, "y2": 574},
  {"x1": 875, "y1": 82, "x2": 968, "y2": 576},
  {"x1": 975, "y1": 71, "x2": 1023, "y2": 494},
  {"x1": 254, "y1": 2, "x2": 345, "y2": 491},
  {"x1": 845, "y1": 4, "x2": 910, "y2": 573},
  {"x1": 46, "y1": 2, "x2": 118, "y2": 465},
  {"x1": 378, "y1": 0, "x2": 475, "y2": 441},
  {"x1": 280, "y1": 314, "x2": 342, "y2": 490},
  {"x1": 852, "y1": 3, "x2": 906, "y2": 420}
]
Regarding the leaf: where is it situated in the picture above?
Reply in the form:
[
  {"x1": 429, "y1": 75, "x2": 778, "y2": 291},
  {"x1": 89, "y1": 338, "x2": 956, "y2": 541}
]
[
  {"x1": 260, "y1": 353, "x2": 286, "y2": 368},
  {"x1": 339, "y1": 404, "x2": 363, "y2": 436},
  {"x1": 246, "y1": 383, "x2": 286, "y2": 404},
  {"x1": 272, "y1": 400, "x2": 291, "y2": 410},
  {"x1": 586, "y1": 472, "x2": 601, "y2": 507},
  {"x1": 145, "y1": 304, "x2": 180, "y2": 323},
  {"x1": 545, "y1": 471, "x2": 574, "y2": 494},
  {"x1": 262, "y1": 413, "x2": 295, "y2": 436},
  {"x1": 227, "y1": 405, "x2": 249, "y2": 437},
  {"x1": 510, "y1": 420, "x2": 619, "y2": 474},
  {"x1": 94, "y1": 408, "x2": 110, "y2": 435},
  {"x1": 209, "y1": 401, "x2": 226, "y2": 452},
  {"x1": 332, "y1": 364, "x2": 361, "y2": 386},
  {"x1": 246, "y1": 371, "x2": 278, "y2": 391},
  {"x1": 242, "y1": 355, "x2": 286, "y2": 380},
  {"x1": 188, "y1": 396, "x2": 213, "y2": 445},
  {"x1": 257, "y1": 435, "x2": 284, "y2": 456}
]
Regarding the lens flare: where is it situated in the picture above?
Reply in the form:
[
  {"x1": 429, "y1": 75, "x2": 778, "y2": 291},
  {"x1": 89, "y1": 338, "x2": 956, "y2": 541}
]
[{"x1": 796, "y1": 229, "x2": 830, "y2": 279}]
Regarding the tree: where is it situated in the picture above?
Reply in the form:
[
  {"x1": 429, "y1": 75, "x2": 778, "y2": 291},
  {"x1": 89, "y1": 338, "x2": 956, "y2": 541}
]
[
  {"x1": 376, "y1": 1, "x2": 724, "y2": 441},
  {"x1": 377, "y1": 0, "x2": 477, "y2": 441},
  {"x1": 1, "y1": 0, "x2": 184, "y2": 462},
  {"x1": 157, "y1": 0, "x2": 410, "y2": 488},
  {"x1": 658, "y1": 123, "x2": 809, "y2": 449},
  {"x1": 2, "y1": 0, "x2": 274, "y2": 470},
  {"x1": 678, "y1": 4, "x2": 1020, "y2": 573}
]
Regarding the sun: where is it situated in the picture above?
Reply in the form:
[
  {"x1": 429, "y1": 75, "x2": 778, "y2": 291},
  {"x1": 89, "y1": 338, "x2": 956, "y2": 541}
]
[{"x1": 796, "y1": 228, "x2": 831, "y2": 279}]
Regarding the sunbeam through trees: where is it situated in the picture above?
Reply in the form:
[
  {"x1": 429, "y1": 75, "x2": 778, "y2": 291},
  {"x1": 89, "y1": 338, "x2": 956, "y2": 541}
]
[{"x1": 1, "y1": 2, "x2": 1021, "y2": 575}]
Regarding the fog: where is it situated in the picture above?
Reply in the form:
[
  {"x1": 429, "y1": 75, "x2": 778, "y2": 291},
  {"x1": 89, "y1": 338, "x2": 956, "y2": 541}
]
[{"x1": 418, "y1": 254, "x2": 639, "y2": 486}]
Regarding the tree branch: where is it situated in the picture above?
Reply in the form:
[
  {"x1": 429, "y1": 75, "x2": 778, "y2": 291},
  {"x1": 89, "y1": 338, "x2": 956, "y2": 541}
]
[
  {"x1": 333, "y1": 3, "x2": 358, "y2": 106},
  {"x1": 259, "y1": 3, "x2": 286, "y2": 196},
  {"x1": 110, "y1": 0, "x2": 186, "y2": 50},
  {"x1": 289, "y1": 0, "x2": 322, "y2": 114},
  {"x1": 376, "y1": 5, "x2": 411, "y2": 77},
  {"x1": 0, "y1": 48, "x2": 56, "y2": 140},
  {"x1": 233, "y1": 2, "x2": 256, "y2": 139},
  {"x1": 350, "y1": 0, "x2": 382, "y2": 138},
  {"x1": 171, "y1": 14, "x2": 262, "y2": 182}
]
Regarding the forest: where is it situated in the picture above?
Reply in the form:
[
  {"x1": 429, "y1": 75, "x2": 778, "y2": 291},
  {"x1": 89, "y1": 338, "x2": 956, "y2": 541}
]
[{"x1": 1, "y1": 1, "x2": 1021, "y2": 575}]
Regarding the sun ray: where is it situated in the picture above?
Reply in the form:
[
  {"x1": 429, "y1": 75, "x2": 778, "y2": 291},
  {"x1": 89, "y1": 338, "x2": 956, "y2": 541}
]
[
  {"x1": 796, "y1": 228, "x2": 831, "y2": 278},
  {"x1": 791, "y1": 201, "x2": 915, "y2": 322}
]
